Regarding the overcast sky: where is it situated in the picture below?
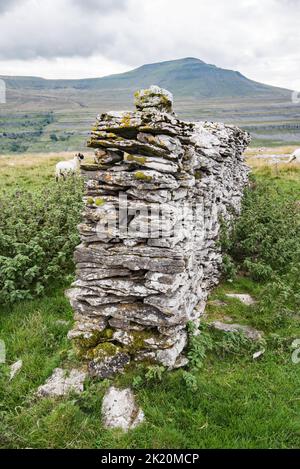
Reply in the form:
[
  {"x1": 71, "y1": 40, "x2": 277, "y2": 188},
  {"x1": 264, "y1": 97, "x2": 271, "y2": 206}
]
[{"x1": 0, "y1": 0, "x2": 299, "y2": 90}]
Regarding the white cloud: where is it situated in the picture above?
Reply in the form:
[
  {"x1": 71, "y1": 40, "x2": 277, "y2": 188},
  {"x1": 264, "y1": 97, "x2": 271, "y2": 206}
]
[
  {"x1": 0, "y1": 0, "x2": 21, "y2": 12},
  {"x1": 0, "y1": 0, "x2": 299, "y2": 90},
  {"x1": 71, "y1": 0, "x2": 127, "y2": 12}
]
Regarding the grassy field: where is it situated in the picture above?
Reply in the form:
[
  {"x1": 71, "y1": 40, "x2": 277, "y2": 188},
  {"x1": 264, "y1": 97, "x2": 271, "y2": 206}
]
[{"x1": 0, "y1": 151, "x2": 299, "y2": 449}]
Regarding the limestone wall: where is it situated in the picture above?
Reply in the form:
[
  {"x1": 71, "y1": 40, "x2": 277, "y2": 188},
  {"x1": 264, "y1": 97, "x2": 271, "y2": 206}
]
[{"x1": 66, "y1": 86, "x2": 250, "y2": 378}]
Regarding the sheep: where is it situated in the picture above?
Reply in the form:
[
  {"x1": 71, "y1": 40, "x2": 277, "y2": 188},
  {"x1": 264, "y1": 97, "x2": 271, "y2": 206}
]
[
  {"x1": 55, "y1": 153, "x2": 84, "y2": 181},
  {"x1": 287, "y1": 148, "x2": 300, "y2": 164}
]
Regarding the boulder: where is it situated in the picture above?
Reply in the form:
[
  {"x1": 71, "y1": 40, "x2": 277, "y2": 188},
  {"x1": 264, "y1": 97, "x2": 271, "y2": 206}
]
[
  {"x1": 36, "y1": 368, "x2": 87, "y2": 398},
  {"x1": 102, "y1": 386, "x2": 144, "y2": 431}
]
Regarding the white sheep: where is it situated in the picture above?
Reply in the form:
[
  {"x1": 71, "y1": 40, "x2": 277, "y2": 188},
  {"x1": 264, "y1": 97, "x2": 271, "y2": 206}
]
[
  {"x1": 287, "y1": 148, "x2": 300, "y2": 164},
  {"x1": 55, "y1": 153, "x2": 84, "y2": 181}
]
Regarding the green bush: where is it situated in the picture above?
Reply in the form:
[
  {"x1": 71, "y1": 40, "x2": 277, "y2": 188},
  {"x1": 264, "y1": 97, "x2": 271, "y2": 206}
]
[
  {"x1": 50, "y1": 133, "x2": 58, "y2": 142},
  {"x1": 222, "y1": 177, "x2": 300, "y2": 329},
  {"x1": 0, "y1": 178, "x2": 83, "y2": 304},
  {"x1": 224, "y1": 178, "x2": 300, "y2": 280}
]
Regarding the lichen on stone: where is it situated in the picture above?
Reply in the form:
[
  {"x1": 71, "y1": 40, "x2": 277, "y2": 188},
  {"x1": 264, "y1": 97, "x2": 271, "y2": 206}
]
[
  {"x1": 134, "y1": 171, "x2": 153, "y2": 181},
  {"x1": 95, "y1": 197, "x2": 105, "y2": 206}
]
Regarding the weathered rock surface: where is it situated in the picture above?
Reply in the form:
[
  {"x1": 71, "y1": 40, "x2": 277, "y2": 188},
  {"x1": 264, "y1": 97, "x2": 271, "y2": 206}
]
[
  {"x1": 36, "y1": 368, "x2": 87, "y2": 397},
  {"x1": 89, "y1": 352, "x2": 131, "y2": 379},
  {"x1": 9, "y1": 359, "x2": 23, "y2": 381},
  {"x1": 225, "y1": 293, "x2": 256, "y2": 305},
  {"x1": 102, "y1": 386, "x2": 144, "y2": 431},
  {"x1": 66, "y1": 86, "x2": 250, "y2": 372},
  {"x1": 210, "y1": 321, "x2": 263, "y2": 341}
]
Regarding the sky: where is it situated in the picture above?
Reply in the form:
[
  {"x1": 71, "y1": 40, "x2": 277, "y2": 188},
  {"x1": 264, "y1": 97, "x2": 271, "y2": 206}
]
[{"x1": 0, "y1": 0, "x2": 299, "y2": 91}]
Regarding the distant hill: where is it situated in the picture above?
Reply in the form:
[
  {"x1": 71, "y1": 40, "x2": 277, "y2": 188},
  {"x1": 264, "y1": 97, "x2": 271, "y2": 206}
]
[
  {"x1": 1, "y1": 57, "x2": 291, "y2": 100},
  {"x1": 2, "y1": 57, "x2": 299, "y2": 154}
]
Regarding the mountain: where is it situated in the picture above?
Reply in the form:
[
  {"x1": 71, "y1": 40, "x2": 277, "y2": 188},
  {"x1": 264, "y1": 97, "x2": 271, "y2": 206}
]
[
  {"x1": 1, "y1": 57, "x2": 290, "y2": 101},
  {"x1": 1, "y1": 58, "x2": 299, "y2": 153}
]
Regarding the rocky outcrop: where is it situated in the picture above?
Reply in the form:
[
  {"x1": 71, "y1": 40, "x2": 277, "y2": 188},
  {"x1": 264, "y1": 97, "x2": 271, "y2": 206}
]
[{"x1": 66, "y1": 85, "x2": 250, "y2": 375}]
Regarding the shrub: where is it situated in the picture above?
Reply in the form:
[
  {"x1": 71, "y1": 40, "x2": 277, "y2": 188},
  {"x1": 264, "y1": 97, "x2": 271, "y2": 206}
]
[
  {"x1": 223, "y1": 178, "x2": 300, "y2": 281},
  {"x1": 222, "y1": 176, "x2": 300, "y2": 329},
  {"x1": 186, "y1": 322, "x2": 213, "y2": 370},
  {"x1": 0, "y1": 178, "x2": 83, "y2": 304},
  {"x1": 50, "y1": 133, "x2": 58, "y2": 142}
]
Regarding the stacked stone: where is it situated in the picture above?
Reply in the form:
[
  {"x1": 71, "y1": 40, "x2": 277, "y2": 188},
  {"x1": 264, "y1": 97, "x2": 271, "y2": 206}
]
[{"x1": 67, "y1": 85, "x2": 250, "y2": 378}]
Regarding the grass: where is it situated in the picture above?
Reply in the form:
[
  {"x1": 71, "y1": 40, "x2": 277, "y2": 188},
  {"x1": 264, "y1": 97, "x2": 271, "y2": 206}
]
[
  {"x1": 0, "y1": 151, "x2": 94, "y2": 190},
  {"x1": 0, "y1": 151, "x2": 299, "y2": 448},
  {"x1": 1, "y1": 279, "x2": 300, "y2": 449}
]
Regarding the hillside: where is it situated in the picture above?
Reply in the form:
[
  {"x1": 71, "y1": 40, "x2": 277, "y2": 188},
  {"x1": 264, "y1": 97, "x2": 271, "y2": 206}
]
[
  {"x1": 1, "y1": 58, "x2": 299, "y2": 154},
  {"x1": 1, "y1": 57, "x2": 290, "y2": 99}
]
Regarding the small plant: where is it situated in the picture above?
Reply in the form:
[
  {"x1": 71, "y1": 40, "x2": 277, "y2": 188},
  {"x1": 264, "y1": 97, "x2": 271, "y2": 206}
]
[
  {"x1": 132, "y1": 375, "x2": 144, "y2": 389},
  {"x1": 182, "y1": 371, "x2": 198, "y2": 392},
  {"x1": 213, "y1": 331, "x2": 259, "y2": 357},
  {"x1": 145, "y1": 365, "x2": 165, "y2": 382},
  {"x1": 186, "y1": 322, "x2": 213, "y2": 370}
]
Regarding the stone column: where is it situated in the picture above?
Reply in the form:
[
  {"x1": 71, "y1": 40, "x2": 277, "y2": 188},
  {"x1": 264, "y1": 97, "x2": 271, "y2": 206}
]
[{"x1": 66, "y1": 85, "x2": 250, "y2": 378}]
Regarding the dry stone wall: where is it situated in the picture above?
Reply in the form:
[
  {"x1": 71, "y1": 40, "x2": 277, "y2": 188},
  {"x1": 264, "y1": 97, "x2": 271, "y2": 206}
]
[{"x1": 66, "y1": 85, "x2": 250, "y2": 377}]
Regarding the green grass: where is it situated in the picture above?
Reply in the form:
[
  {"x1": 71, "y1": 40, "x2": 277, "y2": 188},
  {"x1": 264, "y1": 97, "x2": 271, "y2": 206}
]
[
  {"x1": 0, "y1": 151, "x2": 93, "y2": 191},
  {"x1": 1, "y1": 280, "x2": 300, "y2": 448},
  {"x1": 0, "y1": 154, "x2": 299, "y2": 448}
]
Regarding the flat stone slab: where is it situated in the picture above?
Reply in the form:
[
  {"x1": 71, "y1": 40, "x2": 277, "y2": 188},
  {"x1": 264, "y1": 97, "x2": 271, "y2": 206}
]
[
  {"x1": 210, "y1": 321, "x2": 263, "y2": 341},
  {"x1": 225, "y1": 293, "x2": 256, "y2": 306},
  {"x1": 36, "y1": 368, "x2": 87, "y2": 398},
  {"x1": 9, "y1": 359, "x2": 23, "y2": 381},
  {"x1": 102, "y1": 386, "x2": 144, "y2": 431}
]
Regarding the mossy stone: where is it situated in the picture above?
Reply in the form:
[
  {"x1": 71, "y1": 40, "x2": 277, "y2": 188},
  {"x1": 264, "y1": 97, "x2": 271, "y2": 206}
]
[
  {"x1": 86, "y1": 342, "x2": 119, "y2": 360},
  {"x1": 134, "y1": 171, "x2": 153, "y2": 181}
]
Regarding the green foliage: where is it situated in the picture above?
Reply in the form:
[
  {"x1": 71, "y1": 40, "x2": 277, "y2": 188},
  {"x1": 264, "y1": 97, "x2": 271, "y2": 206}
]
[
  {"x1": 132, "y1": 375, "x2": 143, "y2": 389},
  {"x1": 0, "y1": 112, "x2": 55, "y2": 154},
  {"x1": 145, "y1": 365, "x2": 166, "y2": 382},
  {"x1": 181, "y1": 371, "x2": 198, "y2": 392},
  {"x1": 212, "y1": 331, "x2": 259, "y2": 357},
  {"x1": 0, "y1": 178, "x2": 83, "y2": 304},
  {"x1": 221, "y1": 177, "x2": 300, "y2": 330},
  {"x1": 223, "y1": 178, "x2": 300, "y2": 280},
  {"x1": 186, "y1": 322, "x2": 213, "y2": 370}
]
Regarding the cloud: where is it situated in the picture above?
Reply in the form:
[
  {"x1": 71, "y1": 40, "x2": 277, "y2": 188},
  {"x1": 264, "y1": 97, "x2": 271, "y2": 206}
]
[
  {"x1": 0, "y1": 0, "x2": 299, "y2": 90},
  {"x1": 71, "y1": 0, "x2": 128, "y2": 12},
  {"x1": 0, "y1": 0, "x2": 21, "y2": 12}
]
